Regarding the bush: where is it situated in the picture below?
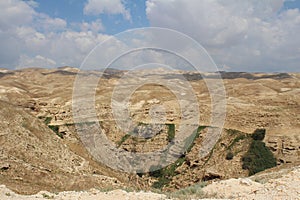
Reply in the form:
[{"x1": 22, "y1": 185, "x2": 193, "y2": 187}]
[
  {"x1": 251, "y1": 129, "x2": 266, "y2": 141},
  {"x1": 167, "y1": 124, "x2": 175, "y2": 142},
  {"x1": 225, "y1": 151, "x2": 234, "y2": 160},
  {"x1": 227, "y1": 134, "x2": 247, "y2": 150},
  {"x1": 151, "y1": 157, "x2": 185, "y2": 189},
  {"x1": 117, "y1": 134, "x2": 130, "y2": 147},
  {"x1": 242, "y1": 140, "x2": 276, "y2": 175},
  {"x1": 48, "y1": 125, "x2": 63, "y2": 139}
]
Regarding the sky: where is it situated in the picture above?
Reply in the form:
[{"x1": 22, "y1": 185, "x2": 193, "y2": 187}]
[{"x1": 0, "y1": 0, "x2": 300, "y2": 72}]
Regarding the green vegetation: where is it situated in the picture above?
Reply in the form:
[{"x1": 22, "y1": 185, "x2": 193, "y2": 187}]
[
  {"x1": 44, "y1": 117, "x2": 52, "y2": 125},
  {"x1": 151, "y1": 157, "x2": 185, "y2": 189},
  {"x1": 184, "y1": 126, "x2": 206, "y2": 153},
  {"x1": 251, "y1": 128, "x2": 266, "y2": 141},
  {"x1": 227, "y1": 129, "x2": 241, "y2": 135},
  {"x1": 48, "y1": 125, "x2": 63, "y2": 139},
  {"x1": 242, "y1": 129, "x2": 276, "y2": 175},
  {"x1": 39, "y1": 116, "x2": 52, "y2": 125},
  {"x1": 117, "y1": 123, "x2": 176, "y2": 147},
  {"x1": 167, "y1": 182, "x2": 207, "y2": 200},
  {"x1": 42, "y1": 193, "x2": 54, "y2": 199},
  {"x1": 166, "y1": 123, "x2": 175, "y2": 142},
  {"x1": 225, "y1": 129, "x2": 251, "y2": 160},
  {"x1": 39, "y1": 116, "x2": 63, "y2": 138},
  {"x1": 225, "y1": 151, "x2": 234, "y2": 160},
  {"x1": 117, "y1": 134, "x2": 131, "y2": 147},
  {"x1": 227, "y1": 134, "x2": 248, "y2": 150},
  {"x1": 150, "y1": 126, "x2": 206, "y2": 189}
]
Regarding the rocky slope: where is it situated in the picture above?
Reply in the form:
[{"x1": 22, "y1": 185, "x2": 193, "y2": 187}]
[
  {"x1": 0, "y1": 67, "x2": 299, "y2": 196},
  {"x1": 0, "y1": 100, "x2": 124, "y2": 194},
  {"x1": 0, "y1": 165, "x2": 299, "y2": 199}
]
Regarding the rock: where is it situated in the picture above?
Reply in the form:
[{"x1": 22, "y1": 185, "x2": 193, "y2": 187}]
[
  {"x1": 0, "y1": 163, "x2": 10, "y2": 171},
  {"x1": 203, "y1": 169, "x2": 223, "y2": 181},
  {"x1": 240, "y1": 178, "x2": 253, "y2": 186}
]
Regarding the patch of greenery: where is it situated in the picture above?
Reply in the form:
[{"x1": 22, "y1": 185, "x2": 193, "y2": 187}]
[
  {"x1": 44, "y1": 117, "x2": 52, "y2": 125},
  {"x1": 151, "y1": 126, "x2": 206, "y2": 189},
  {"x1": 166, "y1": 124, "x2": 175, "y2": 142},
  {"x1": 184, "y1": 126, "x2": 206, "y2": 153},
  {"x1": 48, "y1": 125, "x2": 63, "y2": 139},
  {"x1": 251, "y1": 128, "x2": 266, "y2": 141},
  {"x1": 227, "y1": 134, "x2": 248, "y2": 150},
  {"x1": 227, "y1": 129, "x2": 241, "y2": 135},
  {"x1": 38, "y1": 116, "x2": 52, "y2": 125},
  {"x1": 117, "y1": 134, "x2": 131, "y2": 147},
  {"x1": 242, "y1": 139, "x2": 276, "y2": 175},
  {"x1": 167, "y1": 182, "x2": 207, "y2": 200},
  {"x1": 151, "y1": 157, "x2": 185, "y2": 189},
  {"x1": 225, "y1": 151, "x2": 234, "y2": 160},
  {"x1": 42, "y1": 193, "x2": 54, "y2": 199}
]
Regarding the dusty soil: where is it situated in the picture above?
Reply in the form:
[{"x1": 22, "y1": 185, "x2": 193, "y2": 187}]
[
  {"x1": 0, "y1": 165, "x2": 299, "y2": 199},
  {"x1": 0, "y1": 67, "x2": 299, "y2": 196}
]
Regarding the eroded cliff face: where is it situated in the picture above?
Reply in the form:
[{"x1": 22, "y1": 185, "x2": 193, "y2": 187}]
[
  {"x1": 265, "y1": 133, "x2": 300, "y2": 165},
  {"x1": 0, "y1": 67, "x2": 299, "y2": 193}
]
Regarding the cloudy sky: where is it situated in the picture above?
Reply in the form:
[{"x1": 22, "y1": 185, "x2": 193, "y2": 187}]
[{"x1": 1, "y1": 0, "x2": 300, "y2": 71}]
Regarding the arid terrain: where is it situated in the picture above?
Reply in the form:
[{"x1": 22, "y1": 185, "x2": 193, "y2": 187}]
[{"x1": 0, "y1": 67, "x2": 299, "y2": 199}]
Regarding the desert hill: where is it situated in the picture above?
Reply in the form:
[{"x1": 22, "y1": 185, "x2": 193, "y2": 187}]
[{"x1": 0, "y1": 67, "x2": 299, "y2": 197}]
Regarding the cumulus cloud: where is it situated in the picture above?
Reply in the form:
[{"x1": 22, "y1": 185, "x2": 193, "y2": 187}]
[
  {"x1": 0, "y1": 0, "x2": 110, "y2": 69},
  {"x1": 79, "y1": 19, "x2": 105, "y2": 33},
  {"x1": 35, "y1": 13, "x2": 67, "y2": 32},
  {"x1": 0, "y1": 0, "x2": 35, "y2": 30},
  {"x1": 17, "y1": 54, "x2": 56, "y2": 69},
  {"x1": 146, "y1": 0, "x2": 300, "y2": 71},
  {"x1": 84, "y1": 0, "x2": 131, "y2": 21}
]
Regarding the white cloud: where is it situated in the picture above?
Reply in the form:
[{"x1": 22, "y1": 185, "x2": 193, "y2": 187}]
[
  {"x1": 0, "y1": 0, "x2": 35, "y2": 30},
  {"x1": 84, "y1": 0, "x2": 131, "y2": 21},
  {"x1": 0, "y1": 0, "x2": 110, "y2": 69},
  {"x1": 79, "y1": 19, "x2": 105, "y2": 33},
  {"x1": 35, "y1": 13, "x2": 67, "y2": 31},
  {"x1": 17, "y1": 54, "x2": 56, "y2": 69},
  {"x1": 146, "y1": 0, "x2": 300, "y2": 71}
]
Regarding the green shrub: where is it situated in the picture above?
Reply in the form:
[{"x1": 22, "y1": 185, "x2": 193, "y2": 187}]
[
  {"x1": 166, "y1": 124, "x2": 175, "y2": 142},
  {"x1": 227, "y1": 129, "x2": 241, "y2": 135},
  {"x1": 242, "y1": 140, "x2": 276, "y2": 175},
  {"x1": 151, "y1": 157, "x2": 185, "y2": 189},
  {"x1": 48, "y1": 125, "x2": 63, "y2": 139},
  {"x1": 44, "y1": 117, "x2": 52, "y2": 125},
  {"x1": 225, "y1": 151, "x2": 234, "y2": 160},
  {"x1": 251, "y1": 129, "x2": 266, "y2": 141},
  {"x1": 167, "y1": 182, "x2": 207, "y2": 199},
  {"x1": 150, "y1": 126, "x2": 206, "y2": 189},
  {"x1": 227, "y1": 134, "x2": 247, "y2": 150},
  {"x1": 117, "y1": 134, "x2": 131, "y2": 147},
  {"x1": 184, "y1": 126, "x2": 206, "y2": 153}
]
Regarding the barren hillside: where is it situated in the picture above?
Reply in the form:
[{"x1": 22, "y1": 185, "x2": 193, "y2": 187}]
[{"x1": 0, "y1": 67, "x2": 299, "y2": 198}]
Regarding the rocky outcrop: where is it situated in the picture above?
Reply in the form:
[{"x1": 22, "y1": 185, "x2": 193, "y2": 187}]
[{"x1": 265, "y1": 134, "x2": 300, "y2": 165}]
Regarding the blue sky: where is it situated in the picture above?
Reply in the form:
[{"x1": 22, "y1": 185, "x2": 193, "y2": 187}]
[
  {"x1": 284, "y1": 0, "x2": 300, "y2": 9},
  {"x1": 33, "y1": 0, "x2": 300, "y2": 34},
  {"x1": 34, "y1": 0, "x2": 149, "y2": 34},
  {"x1": 1, "y1": 0, "x2": 300, "y2": 71}
]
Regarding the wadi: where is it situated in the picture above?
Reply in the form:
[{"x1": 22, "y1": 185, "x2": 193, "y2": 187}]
[{"x1": 0, "y1": 67, "x2": 299, "y2": 199}]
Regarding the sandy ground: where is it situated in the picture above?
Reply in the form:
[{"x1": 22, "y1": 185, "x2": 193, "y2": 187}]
[
  {"x1": 1, "y1": 166, "x2": 299, "y2": 200},
  {"x1": 0, "y1": 187, "x2": 166, "y2": 200},
  {"x1": 203, "y1": 166, "x2": 300, "y2": 200}
]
